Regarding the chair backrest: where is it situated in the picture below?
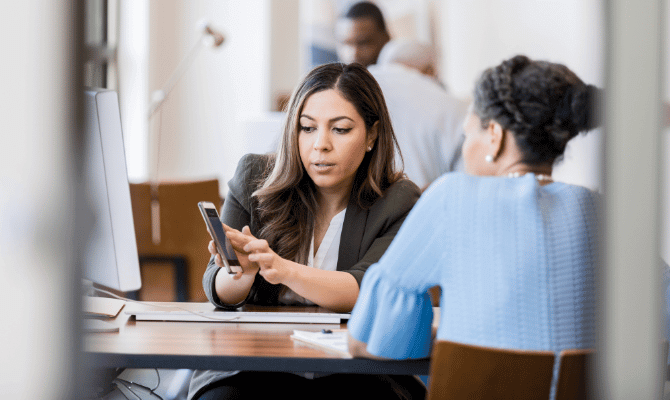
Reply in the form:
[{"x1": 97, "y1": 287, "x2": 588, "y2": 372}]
[
  {"x1": 427, "y1": 340, "x2": 555, "y2": 400},
  {"x1": 129, "y1": 179, "x2": 221, "y2": 302},
  {"x1": 555, "y1": 349, "x2": 593, "y2": 400}
]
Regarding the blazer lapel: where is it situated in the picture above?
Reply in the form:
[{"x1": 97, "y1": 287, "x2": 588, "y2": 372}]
[{"x1": 337, "y1": 193, "x2": 366, "y2": 271}]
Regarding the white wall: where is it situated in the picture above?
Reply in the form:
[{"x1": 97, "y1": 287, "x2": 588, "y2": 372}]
[
  {"x1": 144, "y1": 1, "x2": 272, "y2": 187},
  {"x1": 118, "y1": 0, "x2": 149, "y2": 181},
  {"x1": 123, "y1": 0, "x2": 605, "y2": 191},
  {"x1": 270, "y1": 0, "x2": 302, "y2": 109},
  {"x1": 120, "y1": 0, "x2": 302, "y2": 191}
]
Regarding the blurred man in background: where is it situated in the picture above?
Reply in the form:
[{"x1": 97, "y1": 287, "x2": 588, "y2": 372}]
[
  {"x1": 336, "y1": 1, "x2": 469, "y2": 189},
  {"x1": 335, "y1": 1, "x2": 389, "y2": 67}
]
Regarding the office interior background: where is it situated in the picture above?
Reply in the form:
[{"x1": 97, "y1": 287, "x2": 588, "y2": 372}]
[{"x1": 0, "y1": 0, "x2": 667, "y2": 398}]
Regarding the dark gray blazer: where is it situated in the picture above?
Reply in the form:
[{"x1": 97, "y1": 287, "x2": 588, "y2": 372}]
[{"x1": 202, "y1": 153, "x2": 421, "y2": 309}]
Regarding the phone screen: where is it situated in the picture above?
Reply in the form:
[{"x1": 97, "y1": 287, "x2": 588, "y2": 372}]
[{"x1": 203, "y1": 207, "x2": 240, "y2": 266}]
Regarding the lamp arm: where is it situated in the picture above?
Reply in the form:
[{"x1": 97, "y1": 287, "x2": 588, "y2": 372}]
[
  {"x1": 145, "y1": 21, "x2": 223, "y2": 245},
  {"x1": 147, "y1": 33, "x2": 206, "y2": 119},
  {"x1": 146, "y1": 33, "x2": 205, "y2": 245}
]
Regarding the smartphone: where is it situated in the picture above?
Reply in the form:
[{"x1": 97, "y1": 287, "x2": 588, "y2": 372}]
[{"x1": 198, "y1": 201, "x2": 243, "y2": 275}]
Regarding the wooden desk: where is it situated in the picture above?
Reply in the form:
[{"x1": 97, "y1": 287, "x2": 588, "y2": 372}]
[{"x1": 84, "y1": 303, "x2": 430, "y2": 375}]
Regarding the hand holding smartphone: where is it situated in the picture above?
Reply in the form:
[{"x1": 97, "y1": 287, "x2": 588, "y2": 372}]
[{"x1": 198, "y1": 201, "x2": 243, "y2": 275}]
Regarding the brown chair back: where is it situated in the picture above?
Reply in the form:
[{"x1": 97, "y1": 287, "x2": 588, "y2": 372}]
[
  {"x1": 555, "y1": 349, "x2": 593, "y2": 400},
  {"x1": 427, "y1": 340, "x2": 555, "y2": 400},
  {"x1": 129, "y1": 179, "x2": 221, "y2": 302}
]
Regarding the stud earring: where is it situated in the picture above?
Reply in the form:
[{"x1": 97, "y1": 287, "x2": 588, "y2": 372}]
[
  {"x1": 485, "y1": 154, "x2": 494, "y2": 163},
  {"x1": 367, "y1": 146, "x2": 372, "y2": 152}
]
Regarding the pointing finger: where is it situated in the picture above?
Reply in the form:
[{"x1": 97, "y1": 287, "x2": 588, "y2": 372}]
[
  {"x1": 244, "y1": 239, "x2": 269, "y2": 253},
  {"x1": 221, "y1": 223, "x2": 238, "y2": 234},
  {"x1": 248, "y1": 253, "x2": 274, "y2": 264},
  {"x1": 241, "y1": 225, "x2": 256, "y2": 239}
]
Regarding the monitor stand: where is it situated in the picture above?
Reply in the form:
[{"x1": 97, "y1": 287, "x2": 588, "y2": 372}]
[
  {"x1": 82, "y1": 294, "x2": 126, "y2": 333},
  {"x1": 83, "y1": 318, "x2": 119, "y2": 333}
]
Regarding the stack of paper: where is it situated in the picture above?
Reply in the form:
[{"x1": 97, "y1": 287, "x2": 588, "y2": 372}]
[{"x1": 290, "y1": 329, "x2": 351, "y2": 358}]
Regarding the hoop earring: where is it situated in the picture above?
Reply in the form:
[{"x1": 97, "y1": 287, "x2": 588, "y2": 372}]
[{"x1": 485, "y1": 154, "x2": 494, "y2": 163}]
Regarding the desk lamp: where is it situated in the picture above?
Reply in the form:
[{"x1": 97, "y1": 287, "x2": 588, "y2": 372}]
[{"x1": 147, "y1": 20, "x2": 225, "y2": 245}]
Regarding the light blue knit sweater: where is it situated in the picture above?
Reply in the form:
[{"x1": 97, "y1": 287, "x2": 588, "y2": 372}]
[{"x1": 349, "y1": 172, "x2": 599, "y2": 397}]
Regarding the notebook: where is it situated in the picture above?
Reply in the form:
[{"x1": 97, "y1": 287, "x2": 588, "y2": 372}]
[
  {"x1": 124, "y1": 302, "x2": 351, "y2": 324},
  {"x1": 290, "y1": 329, "x2": 352, "y2": 357}
]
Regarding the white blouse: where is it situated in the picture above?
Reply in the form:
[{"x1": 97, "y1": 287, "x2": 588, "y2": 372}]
[{"x1": 278, "y1": 208, "x2": 347, "y2": 305}]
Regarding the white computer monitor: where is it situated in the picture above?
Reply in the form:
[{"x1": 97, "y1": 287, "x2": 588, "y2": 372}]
[{"x1": 82, "y1": 89, "x2": 141, "y2": 292}]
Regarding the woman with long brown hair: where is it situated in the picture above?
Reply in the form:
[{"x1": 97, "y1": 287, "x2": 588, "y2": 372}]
[{"x1": 188, "y1": 62, "x2": 423, "y2": 400}]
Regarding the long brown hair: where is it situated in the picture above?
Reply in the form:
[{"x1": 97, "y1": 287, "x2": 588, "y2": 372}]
[{"x1": 253, "y1": 62, "x2": 403, "y2": 264}]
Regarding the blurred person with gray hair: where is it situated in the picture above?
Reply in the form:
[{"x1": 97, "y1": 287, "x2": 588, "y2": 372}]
[
  {"x1": 376, "y1": 39, "x2": 438, "y2": 79},
  {"x1": 370, "y1": 41, "x2": 468, "y2": 188},
  {"x1": 367, "y1": 62, "x2": 470, "y2": 189}
]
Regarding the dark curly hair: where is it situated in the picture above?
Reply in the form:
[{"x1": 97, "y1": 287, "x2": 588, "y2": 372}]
[{"x1": 473, "y1": 55, "x2": 601, "y2": 165}]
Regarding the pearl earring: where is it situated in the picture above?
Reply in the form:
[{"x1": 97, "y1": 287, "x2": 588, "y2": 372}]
[
  {"x1": 367, "y1": 146, "x2": 372, "y2": 152},
  {"x1": 485, "y1": 154, "x2": 494, "y2": 163}
]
